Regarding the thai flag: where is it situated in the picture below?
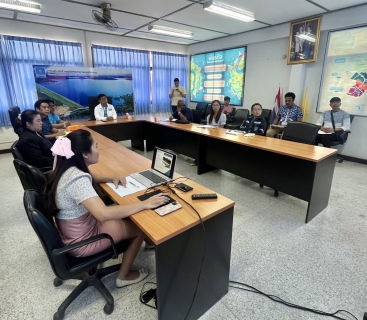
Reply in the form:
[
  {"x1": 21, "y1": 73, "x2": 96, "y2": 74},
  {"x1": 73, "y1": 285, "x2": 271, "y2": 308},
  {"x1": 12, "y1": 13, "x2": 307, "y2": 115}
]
[{"x1": 271, "y1": 87, "x2": 281, "y2": 124}]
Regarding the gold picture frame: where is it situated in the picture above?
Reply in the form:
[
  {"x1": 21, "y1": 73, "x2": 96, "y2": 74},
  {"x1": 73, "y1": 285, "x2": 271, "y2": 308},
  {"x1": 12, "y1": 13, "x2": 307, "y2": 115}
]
[{"x1": 287, "y1": 16, "x2": 322, "y2": 65}]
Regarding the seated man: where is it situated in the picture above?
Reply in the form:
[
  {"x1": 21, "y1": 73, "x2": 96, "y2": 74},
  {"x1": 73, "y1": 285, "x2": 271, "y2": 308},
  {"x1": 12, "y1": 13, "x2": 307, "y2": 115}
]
[
  {"x1": 46, "y1": 99, "x2": 70, "y2": 129},
  {"x1": 240, "y1": 103, "x2": 267, "y2": 135},
  {"x1": 222, "y1": 96, "x2": 233, "y2": 120},
  {"x1": 266, "y1": 92, "x2": 303, "y2": 137},
  {"x1": 169, "y1": 99, "x2": 193, "y2": 122},
  {"x1": 315, "y1": 97, "x2": 350, "y2": 148},
  {"x1": 94, "y1": 93, "x2": 117, "y2": 121},
  {"x1": 35, "y1": 100, "x2": 64, "y2": 143}
]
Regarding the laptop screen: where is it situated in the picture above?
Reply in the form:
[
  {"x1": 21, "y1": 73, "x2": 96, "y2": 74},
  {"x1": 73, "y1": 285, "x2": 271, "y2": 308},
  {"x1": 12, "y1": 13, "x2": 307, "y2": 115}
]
[{"x1": 152, "y1": 148, "x2": 176, "y2": 178}]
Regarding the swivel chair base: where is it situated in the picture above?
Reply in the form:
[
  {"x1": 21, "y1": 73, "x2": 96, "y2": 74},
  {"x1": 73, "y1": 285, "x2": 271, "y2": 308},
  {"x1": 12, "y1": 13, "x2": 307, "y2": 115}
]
[
  {"x1": 53, "y1": 264, "x2": 120, "y2": 320},
  {"x1": 259, "y1": 184, "x2": 279, "y2": 197}
]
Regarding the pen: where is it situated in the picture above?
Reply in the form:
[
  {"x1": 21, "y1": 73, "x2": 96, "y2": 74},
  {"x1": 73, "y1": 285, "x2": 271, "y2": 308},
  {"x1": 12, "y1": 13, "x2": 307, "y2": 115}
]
[{"x1": 129, "y1": 181, "x2": 139, "y2": 188}]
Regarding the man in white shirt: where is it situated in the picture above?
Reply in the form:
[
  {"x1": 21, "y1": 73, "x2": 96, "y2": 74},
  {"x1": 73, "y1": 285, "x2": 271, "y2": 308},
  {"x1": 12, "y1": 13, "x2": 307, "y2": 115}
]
[
  {"x1": 168, "y1": 78, "x2": 186, "y2": 113},
  {"x1": 94, "y1": 94, "x2": 117, "y2": 121},
  {"x1": 315, "y1": 97, "x2": 351, "y2": 147}
]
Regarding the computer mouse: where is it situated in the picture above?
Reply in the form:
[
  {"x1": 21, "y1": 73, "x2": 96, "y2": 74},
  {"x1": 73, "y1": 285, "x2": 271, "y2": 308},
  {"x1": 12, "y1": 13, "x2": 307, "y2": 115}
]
[{"x1": 172, "y1": 201, "x2": 177, "y2": 205}]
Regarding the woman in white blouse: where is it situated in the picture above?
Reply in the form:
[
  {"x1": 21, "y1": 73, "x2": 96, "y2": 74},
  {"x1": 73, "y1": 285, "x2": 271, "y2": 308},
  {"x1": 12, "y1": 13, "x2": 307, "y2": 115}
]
[
  {"x1": 43, "y1": 130, "x2": 170, "y2": 288},
  {"x1": 207, "y1": 100, "x2": 227, "y2": 128}
]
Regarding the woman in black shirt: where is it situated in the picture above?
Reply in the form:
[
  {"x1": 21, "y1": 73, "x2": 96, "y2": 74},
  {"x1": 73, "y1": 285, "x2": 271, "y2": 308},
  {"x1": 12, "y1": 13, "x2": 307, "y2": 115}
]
[{"x1": 17, "y1": 110, "x2": 54, "y2": 169}]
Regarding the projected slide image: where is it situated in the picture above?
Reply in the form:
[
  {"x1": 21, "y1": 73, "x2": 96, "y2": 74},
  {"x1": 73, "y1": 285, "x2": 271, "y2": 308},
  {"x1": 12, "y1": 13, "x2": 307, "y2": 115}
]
[{"x1": 190, "y1": 47, "x2": 246, "y2": 106}]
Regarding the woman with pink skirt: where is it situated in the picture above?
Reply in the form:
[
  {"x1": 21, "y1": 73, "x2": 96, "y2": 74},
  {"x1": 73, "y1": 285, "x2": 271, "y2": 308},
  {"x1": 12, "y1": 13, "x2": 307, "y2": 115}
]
[{"x1": 44, "y1": 130, "x2": 170, "y2": 288}]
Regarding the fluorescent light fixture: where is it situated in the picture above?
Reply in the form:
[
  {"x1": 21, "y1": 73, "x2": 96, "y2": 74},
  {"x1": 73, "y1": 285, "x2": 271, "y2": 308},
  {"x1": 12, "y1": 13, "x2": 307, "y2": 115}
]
[
  {"x1": 0, "y1": 0, "x2": 41, "y2": 13},
  {"x1": 148, "y1": 25, "x2": 193, "y2": 38},
  {"x1": 203, "y1": 1, "x2": 255, "y2": 22},
  {"x1": 296, "y1": 33, "x2": 316, "y2": 42}
]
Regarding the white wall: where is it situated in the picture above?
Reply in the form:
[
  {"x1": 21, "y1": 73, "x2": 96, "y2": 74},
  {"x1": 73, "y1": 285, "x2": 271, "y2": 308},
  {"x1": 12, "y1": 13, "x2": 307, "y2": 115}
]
[
  {"x1": 188, "y1": 4, "x2": 367, "y2": 160},
  {"x1": 0, "y1": 18, "x2": 188, "y2": 150}
]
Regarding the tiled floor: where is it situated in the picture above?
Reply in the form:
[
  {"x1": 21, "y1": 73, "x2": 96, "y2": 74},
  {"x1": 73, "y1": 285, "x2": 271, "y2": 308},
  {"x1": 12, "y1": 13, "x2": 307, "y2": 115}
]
[{"x1": 1, "y1": 142, "x2": 366, "y2": 320}]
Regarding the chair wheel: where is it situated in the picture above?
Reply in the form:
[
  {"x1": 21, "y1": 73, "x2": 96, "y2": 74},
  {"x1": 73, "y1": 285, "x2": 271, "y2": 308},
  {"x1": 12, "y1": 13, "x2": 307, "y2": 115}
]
[
  {"x1": 274, "y1": 190, "x2": 279, "y2": 197},
  {"x1": 53, "y1": 278, "x2": 63, "y2": 287},
  {"x1": 259, "y1": 184, "x2": 264, "y2": 188},
  {"x1": 338, "y1": 159, "x2": 343, "y2": 163},
  {"x1": 53, "y1": 312, "x2": 64, "y2": 320},
  {"x1": 104, "y1": 303, "x2": 114, "y2": 315}
]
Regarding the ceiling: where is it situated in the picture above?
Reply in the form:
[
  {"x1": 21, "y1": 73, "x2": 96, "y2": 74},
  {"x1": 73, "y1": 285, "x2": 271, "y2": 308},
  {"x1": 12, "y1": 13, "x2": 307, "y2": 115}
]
[{"x1": 0, "y1": 0, "x2": 366, "y2": 45}]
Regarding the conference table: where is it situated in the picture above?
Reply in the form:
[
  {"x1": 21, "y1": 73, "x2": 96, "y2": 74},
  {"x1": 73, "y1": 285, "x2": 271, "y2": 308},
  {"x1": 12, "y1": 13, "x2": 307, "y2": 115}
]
[
  {"x1": 81, "y1": 125, "x2": 235, "y2": 320},
  {"x1": 79, "y1": 116, "x2": 337, "y2": 224}
]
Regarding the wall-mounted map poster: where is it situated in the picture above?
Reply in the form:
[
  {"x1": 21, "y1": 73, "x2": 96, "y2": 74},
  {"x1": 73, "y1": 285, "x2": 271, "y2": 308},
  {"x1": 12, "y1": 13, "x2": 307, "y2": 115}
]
[
  {"x1": 318, "y1": 26, "x2": 367, "y2": 116},
  {"x1": 190, "y1": 47, "x2": 246, "y2": 106}
]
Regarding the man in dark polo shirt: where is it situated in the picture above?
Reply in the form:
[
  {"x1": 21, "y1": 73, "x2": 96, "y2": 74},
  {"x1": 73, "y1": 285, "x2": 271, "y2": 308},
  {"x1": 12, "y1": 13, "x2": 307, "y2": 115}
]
[
  {"x1": 34, "y1": 100, "x2": 64, "y2": 143},
  {"x1": 169, "y1": 99, "x2": 193, "y2": 122}
]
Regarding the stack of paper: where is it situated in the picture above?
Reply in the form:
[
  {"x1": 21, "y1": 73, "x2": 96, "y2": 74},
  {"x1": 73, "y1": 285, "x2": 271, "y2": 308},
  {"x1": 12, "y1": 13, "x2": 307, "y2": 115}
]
[
  {"x1": 197, "y1": 125, "x2": 216, "y2": 128},
  {"x1": 226, "y1": 130, "x2": 243, "y2": 135},
  {"x1": 106, "y1": 176, "x2": 147, "y2": 197}
]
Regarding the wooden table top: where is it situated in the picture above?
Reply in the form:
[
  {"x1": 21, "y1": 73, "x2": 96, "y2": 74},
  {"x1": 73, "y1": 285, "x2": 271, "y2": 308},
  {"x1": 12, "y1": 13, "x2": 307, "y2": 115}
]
[
  {"x1": 81, "y1": 116, "x2": 336, "y2": 163},
  {"x1": 87, "y1": 134, "x2": 235, "y2": 245},
  {"x1": 69, "y1": 123, "x2": 120, "y2": 150}
]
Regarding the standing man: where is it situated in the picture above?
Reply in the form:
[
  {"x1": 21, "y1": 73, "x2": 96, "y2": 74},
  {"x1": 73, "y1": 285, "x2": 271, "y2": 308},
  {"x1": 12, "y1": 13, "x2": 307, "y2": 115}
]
[
  {"x1": 94, "y1": 93, "x2": 117, "y2": 121},
  {"x1": 222, "y1": 96, "x2": 234, "y2": 120},
  {"x1": 46, "y1": 99, "x2": 70, "y2": 129},
  {"x1": 169, "y1": 99, "x2": 193, "y2": 122},
  {"x1": 315, "y1": 97, "x2": 350, "y2": 148},
  {"x1": 34, "y1": 100, "x2": 64, "y2": 143},
  {"x1": 266, "y1": 92, "x2": 303, "y2": 138},
  {"x1": 169, "y1": 78, "x2": 186, "y2": 113}
]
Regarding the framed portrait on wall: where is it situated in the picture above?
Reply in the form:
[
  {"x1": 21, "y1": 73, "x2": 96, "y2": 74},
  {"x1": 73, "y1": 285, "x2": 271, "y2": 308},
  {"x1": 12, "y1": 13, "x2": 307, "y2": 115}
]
[{"x1": 287, "y1": 16, "x2": 322, "y2": 65}]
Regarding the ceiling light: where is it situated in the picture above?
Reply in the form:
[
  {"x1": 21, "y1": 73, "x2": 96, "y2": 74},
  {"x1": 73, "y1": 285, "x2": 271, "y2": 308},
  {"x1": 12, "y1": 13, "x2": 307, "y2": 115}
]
[
  {"x1": 148, "y1": 25, "x2": 193, "y2": 39},
  {"x1": 0, "y1": 0, "x2": 41, "y2": 13},
  {"x1": 203, "y1": 1, "x2": 255, "y2": 22}
]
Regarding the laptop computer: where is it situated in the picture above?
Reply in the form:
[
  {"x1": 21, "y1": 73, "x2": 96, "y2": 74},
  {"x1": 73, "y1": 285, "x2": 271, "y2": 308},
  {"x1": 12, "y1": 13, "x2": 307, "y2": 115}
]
[{"x1": 130, "y1": 147, "x2": 177, "y2": 188}]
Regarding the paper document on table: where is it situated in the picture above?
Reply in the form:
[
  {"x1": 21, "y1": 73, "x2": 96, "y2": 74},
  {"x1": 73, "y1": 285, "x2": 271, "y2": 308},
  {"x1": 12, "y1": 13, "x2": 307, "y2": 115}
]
[
  {"x1": 226, "y1": 130, "x2": 243, "y2": 135},
  {"x1": 317, "y1": 130, "x2": 332, "y2": 135},
  {"x1": 106, "y1": 177, "x2": 146, "y2": 197},
  {"x1": 197, "y1": 125, "x2": 216, "y2": 128},
  {"x1": 162, "y1": 118, "x2": 176, "y2": 122}
]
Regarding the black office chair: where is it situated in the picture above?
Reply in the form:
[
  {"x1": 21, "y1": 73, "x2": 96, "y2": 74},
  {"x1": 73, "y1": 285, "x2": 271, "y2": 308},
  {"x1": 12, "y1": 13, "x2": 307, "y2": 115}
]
[
  {"x1": 261, "y1": 109, "x2": 272, "y2": 134},
  {"x1": 195, "y1": 102, "x2": 208, "y2": 120},
  {"x1": 11, "y1": 141, "x2": 52, "y2": 173},
  {"x1": 225, "y1": 109, "x2": 249, "y2": 130},
  {"x1": 88, "y1": 96, "x2": 112, "y2": 121},
  {"x1": 260, "y1": 122, "x2": 320, "y2": 196},
  {"x1": 23, "y1": 190, "x2": 130, "y2": 320},
  {"x1": 330, "y1": 115, "x2": 354, "y2": 163},
  {"x1": 13, "y1": 159, "x2": 47, "y2": 193},
  {"x1": 227, "y1": 107, "x2": 237, "y2": 123},
  {"x1": 282, "y1": 122, "x2": 320, "y2": 144},
  {"x1": 8, "y1": 106, "x2": 20, "y2": 129},
  {"x1": 11, "y1": 141, "x2": 24, "y2": 162},
  {"x1": 192, "y1": 109, "x2": 203, "y2": 124}
]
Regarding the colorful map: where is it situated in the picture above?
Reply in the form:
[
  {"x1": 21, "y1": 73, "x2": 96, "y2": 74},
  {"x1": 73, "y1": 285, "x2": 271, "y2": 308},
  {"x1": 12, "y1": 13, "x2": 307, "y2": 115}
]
[
  {"x1": 190, "y1": 47, "x2": 246, "y2": 106},
  {"x1": 318, "y1": 26, "x2": 367, "y2": 116}
]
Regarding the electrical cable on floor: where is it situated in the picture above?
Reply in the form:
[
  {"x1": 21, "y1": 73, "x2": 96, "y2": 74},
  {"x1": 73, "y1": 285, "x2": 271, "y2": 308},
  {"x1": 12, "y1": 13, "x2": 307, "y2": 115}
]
[
  {"x1": 138, "y1": 178, "x2": 359, "y2": 320},
  {"x1": 229, "y1": 281, "x2": 358, "y2": 320}
]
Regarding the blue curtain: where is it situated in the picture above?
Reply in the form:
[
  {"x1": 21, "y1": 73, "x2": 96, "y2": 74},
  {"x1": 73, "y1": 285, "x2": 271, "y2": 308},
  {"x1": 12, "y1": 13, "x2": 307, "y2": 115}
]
[
  {"x1": 151, "y1": 52, "x2": 188, "y2": 113},
  {"x1": 92, "y1": 45, "x2": 150, "y2": 114},
  {"x1": 0, "y1": 36, "x2": 83, "y2": 126}
]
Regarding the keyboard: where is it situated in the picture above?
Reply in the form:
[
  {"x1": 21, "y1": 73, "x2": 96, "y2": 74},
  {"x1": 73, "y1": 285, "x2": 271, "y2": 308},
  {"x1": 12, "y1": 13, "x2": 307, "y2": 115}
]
[
  {"x1": 137, "y1": 190, "x2": 175, "y2": 209},
  {"x1": 140, "y1": 170, "x2": 167, "y2": 184}
]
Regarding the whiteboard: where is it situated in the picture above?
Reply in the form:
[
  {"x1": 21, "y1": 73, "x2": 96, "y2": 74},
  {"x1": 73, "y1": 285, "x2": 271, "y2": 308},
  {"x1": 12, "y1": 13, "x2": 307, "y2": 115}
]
[{"x1": 317, "y1": 26, "x2": 367, "y2": 116}]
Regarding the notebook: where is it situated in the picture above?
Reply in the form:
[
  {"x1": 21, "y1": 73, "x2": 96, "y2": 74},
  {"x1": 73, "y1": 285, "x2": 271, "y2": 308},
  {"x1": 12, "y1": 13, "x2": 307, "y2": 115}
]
[{"x1": 130, "y1": 147, "x2": 177, "y2": 188}]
